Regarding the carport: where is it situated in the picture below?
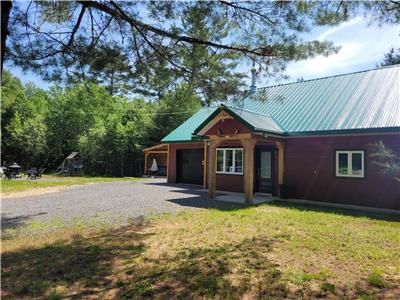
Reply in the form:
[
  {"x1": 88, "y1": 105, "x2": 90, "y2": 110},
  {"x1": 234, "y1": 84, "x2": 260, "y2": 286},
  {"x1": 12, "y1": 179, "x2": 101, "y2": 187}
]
[{"x1": 143, "y1": 144, "x2": 169, "y2": 176}]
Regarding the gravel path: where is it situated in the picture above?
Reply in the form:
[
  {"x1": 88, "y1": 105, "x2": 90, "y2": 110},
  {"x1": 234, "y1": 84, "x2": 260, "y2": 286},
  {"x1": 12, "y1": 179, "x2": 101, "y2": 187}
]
[{"x1": 2, "y1": 179, "x2": 238, "y2": 229}]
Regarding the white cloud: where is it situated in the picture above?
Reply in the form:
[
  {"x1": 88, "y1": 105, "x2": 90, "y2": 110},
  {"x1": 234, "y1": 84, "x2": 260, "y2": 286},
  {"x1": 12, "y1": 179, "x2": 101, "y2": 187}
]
[
  {"x1": 317, "y1": 16, "x2": 363, "y2": 41},
  {"x1": 285, "y1": 42, "x2": 362, "y2": 78},
  {"x1": 267, "y1": 17, "x2": 400, "y2": 84}
]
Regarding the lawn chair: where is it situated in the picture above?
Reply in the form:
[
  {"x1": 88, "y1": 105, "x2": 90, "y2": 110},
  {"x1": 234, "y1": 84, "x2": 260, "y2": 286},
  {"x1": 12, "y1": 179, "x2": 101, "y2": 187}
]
[
  {"x1": 37, "y1": 167, "x2": 46, "y2": 179},
  {"x1": 3, "y1": 168, "x2": 12, "y2": 180},
  {"x1": 26, "y1": 167, "x2": 38, "y2": 180}
]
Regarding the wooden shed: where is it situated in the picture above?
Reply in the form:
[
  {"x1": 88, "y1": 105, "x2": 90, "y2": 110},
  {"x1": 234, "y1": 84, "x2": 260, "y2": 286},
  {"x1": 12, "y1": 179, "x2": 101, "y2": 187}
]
[{"x1": 143, "y1": 144, "x2": 169, "y2": 176}]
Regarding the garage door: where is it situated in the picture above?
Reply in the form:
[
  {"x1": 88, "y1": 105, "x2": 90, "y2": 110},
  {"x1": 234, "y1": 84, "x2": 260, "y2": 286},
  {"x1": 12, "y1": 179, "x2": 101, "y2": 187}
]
[{"x1": 176, "y1": 149, "x2": 204, "y2": 185}]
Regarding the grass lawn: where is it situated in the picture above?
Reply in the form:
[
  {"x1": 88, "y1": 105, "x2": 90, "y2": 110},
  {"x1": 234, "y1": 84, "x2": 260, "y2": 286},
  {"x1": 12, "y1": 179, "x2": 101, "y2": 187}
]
[
  {"x1": 1, "y1": 175, "x2": 142, "y2": 193},
  {"x1": 2, "y1": 204, "x2": 400, "y2": 299}
]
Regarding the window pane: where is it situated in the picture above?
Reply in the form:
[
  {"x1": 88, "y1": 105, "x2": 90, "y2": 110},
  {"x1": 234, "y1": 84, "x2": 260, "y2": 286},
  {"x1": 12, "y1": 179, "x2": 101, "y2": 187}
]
[
  {"x1": 225, "y1": 150, "x2": 233, "y2": 173},
  {"x1": 352, "y1": 153, "x2": 363, "y2": 176},
  {"x1": 260, "y1": 151, "x2": 272, "y2": 178},
  {"x1": 235, "y1": 149, "x2": 243, "y2": 173},
  {"x1": 338, "y1": 153, "x2": 348, "y2": 175},
  {"x1": 217, "y1": 150, "x2": 224, "y2": 172}
]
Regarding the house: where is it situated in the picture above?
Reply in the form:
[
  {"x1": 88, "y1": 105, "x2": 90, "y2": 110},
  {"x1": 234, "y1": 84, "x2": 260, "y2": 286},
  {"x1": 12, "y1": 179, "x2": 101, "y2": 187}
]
[{"x1": 158, "y1": 65, "x2": 400, "y2": 210}]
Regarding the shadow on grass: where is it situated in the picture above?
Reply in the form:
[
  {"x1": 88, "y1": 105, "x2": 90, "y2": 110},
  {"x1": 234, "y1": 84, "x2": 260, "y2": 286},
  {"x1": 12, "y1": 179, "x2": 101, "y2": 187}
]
[
  {"x1": 271, "y1": 201, "x2": 400, "y2": 222},
  {"x1": 1, "y1": 223, "x2": 153, "y2": 299},
  {"x1": 2, "y1": 223, "x2": 291, "y2": 299},
  {"x1": 117, "y1": 236, "x2": 289, "y2": 299}
]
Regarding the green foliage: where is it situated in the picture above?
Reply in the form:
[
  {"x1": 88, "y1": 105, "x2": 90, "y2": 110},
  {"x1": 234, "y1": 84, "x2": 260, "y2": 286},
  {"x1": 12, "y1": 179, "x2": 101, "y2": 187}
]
[
  {"x1": 320, "y1": 282, "x2": 336, "y2": 293},
  {"x1": 367, "y1": 269, "x2": 387, "y2": 288},
  {"x1": 153, "y1": 85, "x2": 201, "y2": 142},
  {"x1": 1, "y1": 71, "x2": 200, "y2": 176},
  {"x1": 378, "y1": 48, "x2": 400, "y2": 67},
  {"x1": 1, "y1": 73, "x2": 49, "y2": 167}
]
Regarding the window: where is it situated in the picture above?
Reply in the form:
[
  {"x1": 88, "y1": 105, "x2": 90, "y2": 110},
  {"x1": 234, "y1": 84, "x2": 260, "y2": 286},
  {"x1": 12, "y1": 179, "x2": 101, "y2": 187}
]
[
  {"x1": 216, "y1": 148, "x2": 243, "y2": 175},
  {"x1": 335, "y1": 150, "x2": 365, "y2": 178}
]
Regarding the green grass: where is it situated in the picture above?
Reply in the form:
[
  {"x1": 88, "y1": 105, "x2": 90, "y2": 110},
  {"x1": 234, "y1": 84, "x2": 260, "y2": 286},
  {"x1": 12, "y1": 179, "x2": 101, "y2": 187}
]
[
  {"x1": 367, "y1": 269, "x2": 388, "y2": 288},
  {"x1": 2, "y1": 203, "x2": 399, "y2": 299},
  {"x1": 1, "y1": 175, "x2": 142, "y2": 193}
]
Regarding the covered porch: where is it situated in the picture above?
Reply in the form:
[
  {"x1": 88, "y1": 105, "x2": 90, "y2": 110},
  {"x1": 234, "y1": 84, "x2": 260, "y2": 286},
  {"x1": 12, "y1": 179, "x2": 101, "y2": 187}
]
[
  {"x1": 194, "y1": 105, "x2": 286, "y2": 204},
  {"x1": 143, "y1": 144, "x2": 169, "y2": 176},
  {"x1": 206, "y1": 133, "x2": 285, "y2": 203}
]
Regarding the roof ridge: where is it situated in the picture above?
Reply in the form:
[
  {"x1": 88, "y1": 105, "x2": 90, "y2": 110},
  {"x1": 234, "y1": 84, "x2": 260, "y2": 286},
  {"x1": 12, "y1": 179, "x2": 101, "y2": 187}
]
[
  {"x1": 225, "y1": 105, "x2": 272, "y2": 118},
  {"x1": 225, "y1": 105, "x2": 285, "y2": 132},
  {"x1": 255, "y1": 64, "x2": 400, "y2": 91}
]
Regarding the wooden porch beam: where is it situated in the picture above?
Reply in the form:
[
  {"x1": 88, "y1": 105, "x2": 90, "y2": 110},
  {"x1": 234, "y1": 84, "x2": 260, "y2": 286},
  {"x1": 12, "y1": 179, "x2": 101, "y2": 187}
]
[
  {"x1": 207, "y1": 139, "x2": 220, "y2": 198},
  {"x1": 241, "y1": 137, "x2": 256, "y2": 204},
  {"x1": 144, "y1": 152, "x2": 149, "y2": 175},
  {"x1": 203, "y1": 141, "x2": 207, "y2": 189}
]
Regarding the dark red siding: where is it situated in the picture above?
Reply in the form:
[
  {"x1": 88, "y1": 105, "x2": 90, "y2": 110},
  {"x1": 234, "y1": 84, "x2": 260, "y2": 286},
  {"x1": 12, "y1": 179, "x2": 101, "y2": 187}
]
[
  {"x1": 285, "y1": 133, "x2": 400, "y2": 210},
  {"x1": 167, "y1": 143, "x2": 205, "y2": 183},
  {"x1": 216, "y1": 174, "x2": 244, "y2": 193}
]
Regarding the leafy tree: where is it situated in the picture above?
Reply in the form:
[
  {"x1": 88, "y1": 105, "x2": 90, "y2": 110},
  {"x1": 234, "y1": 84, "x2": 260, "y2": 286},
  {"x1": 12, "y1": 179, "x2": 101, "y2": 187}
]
[
  {"x1": 1, "y1": 71, "x2": 159, "y2": 175},
  {"x1": 2, "y1": 1, "x2": 349, "y2": 85},
  {"x1": 153, "y1": 85, "x2": 202, "y2": 143},
  {"x1": 1, "y1": 78, "x2": 49, "y2": 168},
  {"x1": 378, "y1": 48, "x2": 400, "y2": 67},
  {"x1": 45, "y1": 83, "x2": 115, "y2": 167},
  {"x1": 71, "y1": 45, "x2": 136, "y2": 96},
  {"x1": 77, "y1": 97, "x2": 155, "y2": 176}
]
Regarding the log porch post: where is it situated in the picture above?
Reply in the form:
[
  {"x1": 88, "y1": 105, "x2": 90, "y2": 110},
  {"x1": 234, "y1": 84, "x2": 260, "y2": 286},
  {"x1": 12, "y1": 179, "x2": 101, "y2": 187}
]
[
  {"x1": 241, "y1": 137, "x2": 256, "y2": 203},
  {"x1": 275, "y1": 141, "x2": 285, "y2": 185},
  {"x1": 208, "y1": 139, "x2": 219, "y2": 198},
  {"x1": 144, "y1": 152, "x2": 148, "y2": 175}
]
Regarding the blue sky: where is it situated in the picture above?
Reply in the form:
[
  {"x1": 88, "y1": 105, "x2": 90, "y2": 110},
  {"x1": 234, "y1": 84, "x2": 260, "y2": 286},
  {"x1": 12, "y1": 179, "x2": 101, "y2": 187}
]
[{"x1": 7, "y1": 16, "x2": 399, "y2": 90}]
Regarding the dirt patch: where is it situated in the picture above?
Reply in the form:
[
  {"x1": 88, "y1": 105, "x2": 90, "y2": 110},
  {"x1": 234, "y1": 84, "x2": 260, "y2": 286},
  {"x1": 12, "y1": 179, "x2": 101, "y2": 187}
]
[{"x1": 1, "y1": 184, "x2": 93, "y2": 199}]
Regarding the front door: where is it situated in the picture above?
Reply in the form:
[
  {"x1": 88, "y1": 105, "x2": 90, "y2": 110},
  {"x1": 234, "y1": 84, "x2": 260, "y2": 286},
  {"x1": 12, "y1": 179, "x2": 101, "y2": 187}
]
[{"x1": 255, "y1": 149, "x2": 274, "y2": 193}]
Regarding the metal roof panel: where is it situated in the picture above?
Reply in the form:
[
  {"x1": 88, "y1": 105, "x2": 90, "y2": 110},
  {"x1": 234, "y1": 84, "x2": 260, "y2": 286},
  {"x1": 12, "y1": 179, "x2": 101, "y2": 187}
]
[{"x1": 227, "y1": 65, "x2": 400, "y2": 133}]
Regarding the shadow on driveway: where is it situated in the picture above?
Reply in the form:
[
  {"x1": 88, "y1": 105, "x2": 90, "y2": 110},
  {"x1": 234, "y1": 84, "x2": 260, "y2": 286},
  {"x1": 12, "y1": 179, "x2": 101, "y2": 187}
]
[{"x1": 1, "y1": 212, "x2": 48, "y2": 231}]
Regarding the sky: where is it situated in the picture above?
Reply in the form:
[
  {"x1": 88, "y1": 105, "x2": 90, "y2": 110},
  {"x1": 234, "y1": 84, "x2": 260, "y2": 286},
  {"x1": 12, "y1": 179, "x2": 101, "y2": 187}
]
[{"x1": 7, "y1": 15, "x2": 400, "y2": 90}]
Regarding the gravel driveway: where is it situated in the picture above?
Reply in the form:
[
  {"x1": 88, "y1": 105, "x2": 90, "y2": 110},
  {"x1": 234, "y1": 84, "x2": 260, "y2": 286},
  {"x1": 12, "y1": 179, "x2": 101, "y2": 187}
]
[{"x1": 2, "y1": 179, "x2": 238, "y2": 229}]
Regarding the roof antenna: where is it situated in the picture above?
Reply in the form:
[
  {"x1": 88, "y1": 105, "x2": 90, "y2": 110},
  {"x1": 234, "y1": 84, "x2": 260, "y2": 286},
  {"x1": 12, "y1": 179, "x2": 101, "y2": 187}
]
[{"x1": 250, "y1": 61, "x2": 257, "y2": 93}]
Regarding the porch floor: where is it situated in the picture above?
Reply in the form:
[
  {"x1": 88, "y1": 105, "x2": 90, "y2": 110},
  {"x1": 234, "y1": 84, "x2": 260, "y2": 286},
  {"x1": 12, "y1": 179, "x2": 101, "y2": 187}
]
[{"x1": 202, "y1": 189, "x2": 280, "y2": 205}]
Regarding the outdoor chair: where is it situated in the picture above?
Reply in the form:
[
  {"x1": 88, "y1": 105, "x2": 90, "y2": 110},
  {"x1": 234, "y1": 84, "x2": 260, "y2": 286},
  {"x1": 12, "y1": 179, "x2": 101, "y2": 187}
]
[
  {"x1": 26, "y1": 167, "x2": 38, "y2": 180},
  {"x1": 3, "y1": 168, "x2": 12, "y2": 180},
  {"x1": 37, "y1": 168, "x2": 46, "y2": 179}
]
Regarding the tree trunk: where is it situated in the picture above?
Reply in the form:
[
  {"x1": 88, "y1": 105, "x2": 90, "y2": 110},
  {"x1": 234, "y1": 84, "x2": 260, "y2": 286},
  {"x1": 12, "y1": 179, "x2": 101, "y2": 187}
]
[
  {"x1": 1, "y1": 0, "x2": 12, "y2": 78},
  {"x1": 120, "y1": 157, "x2": 124, "y2": 177}
]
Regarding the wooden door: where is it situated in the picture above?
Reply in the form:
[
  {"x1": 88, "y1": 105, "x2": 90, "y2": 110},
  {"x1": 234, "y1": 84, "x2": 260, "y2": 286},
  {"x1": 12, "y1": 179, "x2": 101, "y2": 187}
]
[{"x1": 255, "y1": 149, "x2": 274, "y2": 193}]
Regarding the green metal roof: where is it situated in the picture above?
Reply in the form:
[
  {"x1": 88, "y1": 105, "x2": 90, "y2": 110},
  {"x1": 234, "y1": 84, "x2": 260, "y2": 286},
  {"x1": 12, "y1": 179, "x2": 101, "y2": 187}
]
[
  {"x1": 161, "y1": 106, "x2": 218, "y2": 143},
  {"x1": 193, "y1": 105, "x2": 284, "y2": 135},
  {"x1": 162, "y1": 65, "x2": 400, "y2": 142},
  {"x1": 227, "y1": 64, "x2": 400, "y2": 134}
]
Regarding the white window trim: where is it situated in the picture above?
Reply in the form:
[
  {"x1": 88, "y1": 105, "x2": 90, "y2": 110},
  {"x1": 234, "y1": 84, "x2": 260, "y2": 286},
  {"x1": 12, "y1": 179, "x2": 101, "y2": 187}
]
[
  {"x1": 335, "y1": 150, "x2": 365, "y2": 178},
  {"x1": 216, "y1": 148, "x2": 243, "y2": 175}
]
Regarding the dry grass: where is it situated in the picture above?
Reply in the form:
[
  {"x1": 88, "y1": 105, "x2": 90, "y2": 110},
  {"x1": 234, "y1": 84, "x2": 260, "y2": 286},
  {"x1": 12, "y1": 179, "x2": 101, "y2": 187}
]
[
  {"x1": 2, "y1": 203, "x2": 400, "y2": 299},
  {"x1": 1, "y1": 175, "x2": 141, "y2": 194}
]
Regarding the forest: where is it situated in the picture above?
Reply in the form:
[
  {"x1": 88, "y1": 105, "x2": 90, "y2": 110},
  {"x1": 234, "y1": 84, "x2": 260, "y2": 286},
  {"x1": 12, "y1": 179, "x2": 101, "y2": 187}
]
[{"x1": 1, "y1": 71, "x2": 202, "y2": 176}]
